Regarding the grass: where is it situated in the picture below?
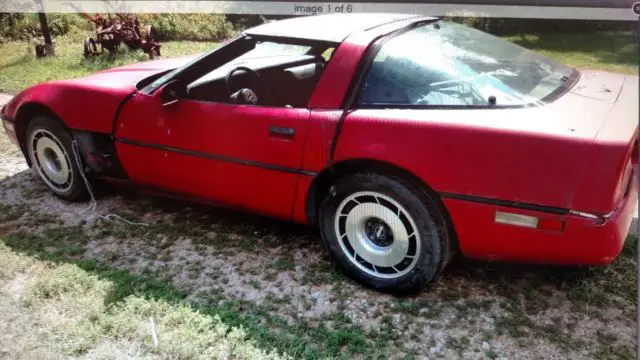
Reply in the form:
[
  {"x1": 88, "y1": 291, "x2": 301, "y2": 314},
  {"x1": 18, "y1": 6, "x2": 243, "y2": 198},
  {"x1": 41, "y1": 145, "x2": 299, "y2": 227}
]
[
  {"x1": 0, "y1": 234, "x2": 374, "y2": 359},
  {"x1": 0, "y1": 30, "x2": 637, "y2": 94},
  {"x1": 0, "y1": 243, "x2": 287, "y2": 359},
  {"x1": 0, "y1": 31, "x2": 217, "y2": 94},
  {"x1": 507, "y1": 31, "x2": 638, "y2": 74}
]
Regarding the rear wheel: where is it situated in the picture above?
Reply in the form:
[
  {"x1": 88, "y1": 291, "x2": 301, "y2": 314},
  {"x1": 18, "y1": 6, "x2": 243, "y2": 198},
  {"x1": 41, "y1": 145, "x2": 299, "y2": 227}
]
[
  {"x1": 26, "y1": 115, "x2": 88, "y2": 201},
  {"x1": 319, "y1": 173, "x2": 449, "y2": 294}
]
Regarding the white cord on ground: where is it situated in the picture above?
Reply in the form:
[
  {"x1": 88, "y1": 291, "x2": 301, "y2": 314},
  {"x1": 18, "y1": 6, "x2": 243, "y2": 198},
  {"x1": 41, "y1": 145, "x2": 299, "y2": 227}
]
[
  {"x1": 102, "y1": 213, "x2": 150, "y2": 226},
  {"x1": 72, "y1": 140, "x2": 97, "y2": 215},
  {"x1": 71, "y1": 139, "x2": 149, "y2": 227},
  {"x1": 149, "y1": 317, "x2": 159, "y2": 348}
]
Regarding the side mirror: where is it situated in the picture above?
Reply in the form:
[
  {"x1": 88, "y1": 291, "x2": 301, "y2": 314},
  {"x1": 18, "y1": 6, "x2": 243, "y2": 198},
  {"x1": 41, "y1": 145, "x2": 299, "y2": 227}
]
[{"x1": 160, "y1": 80, "x2": 186, "y2": 106}]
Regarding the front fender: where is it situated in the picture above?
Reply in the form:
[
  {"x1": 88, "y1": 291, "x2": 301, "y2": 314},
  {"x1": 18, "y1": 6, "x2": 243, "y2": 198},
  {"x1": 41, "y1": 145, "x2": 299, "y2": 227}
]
[{"x1": 7, "y1": 81, "x2": 134, "y2": 135}]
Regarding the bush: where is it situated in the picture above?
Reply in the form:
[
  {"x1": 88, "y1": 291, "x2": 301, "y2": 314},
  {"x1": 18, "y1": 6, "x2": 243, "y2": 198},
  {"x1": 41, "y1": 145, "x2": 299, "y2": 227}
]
[
  {"x1": 446, "y1": 16, "x2": 634, "y2": 36},
  {"x1": 0, "y1": 13, "x2": 235, "y2": 43},
  {"x1": 0, "y1": 13, "x2": 90, "y2": 42},
  {"x1": 138, "y1": 14, "x2": 235, "y2": 41}
]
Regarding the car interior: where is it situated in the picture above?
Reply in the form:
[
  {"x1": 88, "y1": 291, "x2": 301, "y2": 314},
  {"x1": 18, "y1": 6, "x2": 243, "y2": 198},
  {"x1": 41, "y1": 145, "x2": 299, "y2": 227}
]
[{"x1": 185, "y1": 45, "x2": 333, "y2": 108}]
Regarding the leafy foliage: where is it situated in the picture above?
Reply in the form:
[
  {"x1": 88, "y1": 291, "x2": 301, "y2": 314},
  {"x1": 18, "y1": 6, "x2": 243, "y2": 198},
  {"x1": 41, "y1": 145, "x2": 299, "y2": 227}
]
[
  {"x1": 137, "y1": 14, "x2": 235, "y2": 41},
  {"x1": 448, "y1": 17, "x2": 634, "y2": 36},
  {"x1": 0, "y1": 13, "x2": 235, "y2": 43},
  {"x1": 0, "y1": 13, "x2": 90, "y2": 42}
]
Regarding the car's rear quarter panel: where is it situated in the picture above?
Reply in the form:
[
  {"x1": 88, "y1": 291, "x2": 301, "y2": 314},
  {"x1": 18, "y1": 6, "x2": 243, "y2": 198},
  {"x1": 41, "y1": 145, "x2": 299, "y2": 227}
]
[
  {"x1": 443, "y1": 182, "x2": 637, "y2": 264},
  {"x1": 327, "y1": 101, "x2": 636, "y2": 264},
  {"x1": 572, "y1": 75, "x2": 639, "y2": 213},
  {"x1": 332, "y1": 107, "x2": 595, "y2": 210}
]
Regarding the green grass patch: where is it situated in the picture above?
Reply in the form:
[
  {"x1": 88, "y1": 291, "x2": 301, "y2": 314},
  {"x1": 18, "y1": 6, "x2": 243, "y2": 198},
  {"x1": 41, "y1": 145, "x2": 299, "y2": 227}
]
[
  {"x1": 507, "y1": 31, "x2": 638, "y2": 74},
  {"x1": 0, "y1": 244, "x2": 287, "y2": 359}
]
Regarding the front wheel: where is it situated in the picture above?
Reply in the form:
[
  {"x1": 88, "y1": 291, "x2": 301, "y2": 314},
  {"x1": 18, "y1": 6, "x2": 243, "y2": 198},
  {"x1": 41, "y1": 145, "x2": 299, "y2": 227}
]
[
  {"x1": 319, "y1": 173, "x2": 450, "y2": 294},
  {"x1": 26, "y1": 115, "x2": 89, "y2": 201}
]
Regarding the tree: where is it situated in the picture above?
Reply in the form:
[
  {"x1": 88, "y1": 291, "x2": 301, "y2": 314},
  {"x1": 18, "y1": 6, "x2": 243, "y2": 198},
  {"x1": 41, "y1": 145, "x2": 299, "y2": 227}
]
[{"x1": 37, "y1": 0, "x2": 54, "y2": 56}]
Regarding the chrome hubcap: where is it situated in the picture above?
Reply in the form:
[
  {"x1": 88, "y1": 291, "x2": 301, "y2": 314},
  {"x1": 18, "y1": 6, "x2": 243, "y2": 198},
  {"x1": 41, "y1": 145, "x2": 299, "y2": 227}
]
[
  {"x1": 30, "y1": 129, "x2": 73, "y2": 192},
  {"x1": 334, "y1": 191, "x2": 420, "y2": 279}
]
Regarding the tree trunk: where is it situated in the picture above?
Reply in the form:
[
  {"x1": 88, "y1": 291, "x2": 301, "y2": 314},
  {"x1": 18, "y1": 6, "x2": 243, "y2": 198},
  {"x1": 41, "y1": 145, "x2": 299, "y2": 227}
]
[{"x1": 38, "y1": 11, "x2": 55, "y2": 56}]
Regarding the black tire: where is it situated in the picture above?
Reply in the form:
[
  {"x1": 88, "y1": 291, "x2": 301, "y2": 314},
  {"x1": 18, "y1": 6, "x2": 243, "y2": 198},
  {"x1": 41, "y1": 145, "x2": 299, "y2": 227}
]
[
  {"x1": 318, "y1": 173, "x2": 450, "y2": 294},
  {"x1": 25, "y1": 115, "x2": 89, "y2": 201}
]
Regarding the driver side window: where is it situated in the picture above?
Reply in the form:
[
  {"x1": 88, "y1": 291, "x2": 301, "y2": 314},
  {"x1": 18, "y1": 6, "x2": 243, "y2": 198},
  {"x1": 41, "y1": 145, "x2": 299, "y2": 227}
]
[{"x1": 186, "y1": 41, "x2": 330, "y2": 108}]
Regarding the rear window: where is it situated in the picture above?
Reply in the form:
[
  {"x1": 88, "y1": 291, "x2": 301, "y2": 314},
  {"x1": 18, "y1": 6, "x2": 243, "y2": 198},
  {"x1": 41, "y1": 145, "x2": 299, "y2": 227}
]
[{"x1": 358, "y1": 21, "x2": 577, "y2": 108}]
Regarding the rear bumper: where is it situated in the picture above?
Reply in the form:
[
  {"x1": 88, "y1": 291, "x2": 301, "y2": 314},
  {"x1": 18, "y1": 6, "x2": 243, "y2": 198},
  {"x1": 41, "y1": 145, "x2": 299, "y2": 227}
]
[{"x1": 444, "y1": 166, "x2": 638, "y2": 265}]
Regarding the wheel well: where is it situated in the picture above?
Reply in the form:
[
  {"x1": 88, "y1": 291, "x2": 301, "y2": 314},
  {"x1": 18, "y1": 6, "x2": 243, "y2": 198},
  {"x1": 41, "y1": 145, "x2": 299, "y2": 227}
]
[
  {"x1": 14, "y1": 102, "x2": 61, "y2": 166},
  {"x1": 307, "y1": 159, "x2": 442, "y2": 222},
  {"x1": 306, "y1": 158, "x2": 459, "y2": 254}
]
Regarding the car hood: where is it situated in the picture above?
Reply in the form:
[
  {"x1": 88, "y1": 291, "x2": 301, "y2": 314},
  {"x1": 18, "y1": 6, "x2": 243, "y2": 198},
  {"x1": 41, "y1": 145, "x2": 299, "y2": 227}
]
[
  {"x1": 65, "y1": 55, "x2": 199, "y2": 91},
  {"x1": 2, "y1": 55, "x2": 201, "y2": 134}
]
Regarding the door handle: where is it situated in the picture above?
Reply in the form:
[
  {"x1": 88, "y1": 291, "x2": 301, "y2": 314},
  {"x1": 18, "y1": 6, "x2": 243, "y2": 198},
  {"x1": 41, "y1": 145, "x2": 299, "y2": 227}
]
[{"x1": 269, "y1": 126, "x2": 295, "y2": 139}]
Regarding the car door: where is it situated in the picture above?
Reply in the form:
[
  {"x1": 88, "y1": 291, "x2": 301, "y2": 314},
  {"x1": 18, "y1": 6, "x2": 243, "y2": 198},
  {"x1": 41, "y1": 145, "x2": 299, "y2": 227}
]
[
  {"x1": 115, "y1": 89, "x2": 310, "y2": 220},
  {"x1": 165, "y1": 99, "x2": 310, "y2": 219}
]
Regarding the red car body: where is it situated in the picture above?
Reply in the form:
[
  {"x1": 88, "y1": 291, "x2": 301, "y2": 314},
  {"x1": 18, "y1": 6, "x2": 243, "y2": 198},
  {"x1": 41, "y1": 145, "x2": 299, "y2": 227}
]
[{"x1": 2, "y1": 14, "x2": 638, "y2": 267}]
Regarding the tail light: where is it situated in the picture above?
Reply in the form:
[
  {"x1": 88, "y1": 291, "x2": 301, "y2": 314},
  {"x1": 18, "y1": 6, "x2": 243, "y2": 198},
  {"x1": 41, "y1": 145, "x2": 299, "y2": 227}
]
[{"x1": 619, "y1": 161, "x2": 632, "y2": 196}]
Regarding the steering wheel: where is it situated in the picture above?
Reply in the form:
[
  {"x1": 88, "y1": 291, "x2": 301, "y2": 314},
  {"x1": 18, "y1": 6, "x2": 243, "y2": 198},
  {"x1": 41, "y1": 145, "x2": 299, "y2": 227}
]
[{"x1": 225, "y1": 66, "x2": 266, "y2": 105}]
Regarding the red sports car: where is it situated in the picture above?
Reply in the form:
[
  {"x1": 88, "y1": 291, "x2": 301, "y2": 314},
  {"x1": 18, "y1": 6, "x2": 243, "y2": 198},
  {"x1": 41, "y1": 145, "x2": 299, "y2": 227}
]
[{"x1": 2, "y1": 14, "x2": 637, "y2": 293}]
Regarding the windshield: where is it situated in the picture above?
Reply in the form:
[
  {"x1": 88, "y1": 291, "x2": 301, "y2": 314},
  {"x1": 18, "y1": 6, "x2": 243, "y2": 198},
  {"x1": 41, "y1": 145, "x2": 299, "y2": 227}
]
[
  {"x1": 141, "y1": 50, "x2": 211, "y2": 95},
  {"x1": 359, "y1": 21, "x2": 577, "y2": 107}
]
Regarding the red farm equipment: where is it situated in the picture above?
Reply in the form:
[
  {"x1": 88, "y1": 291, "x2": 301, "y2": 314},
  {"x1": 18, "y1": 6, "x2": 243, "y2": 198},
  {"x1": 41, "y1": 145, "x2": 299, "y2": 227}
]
[{"x1": 80, "y1": 13, "x2": 161, "y2": 59}]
